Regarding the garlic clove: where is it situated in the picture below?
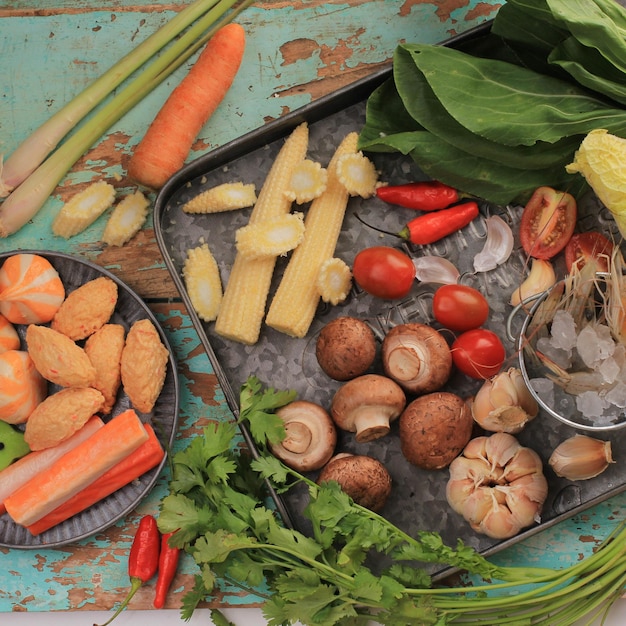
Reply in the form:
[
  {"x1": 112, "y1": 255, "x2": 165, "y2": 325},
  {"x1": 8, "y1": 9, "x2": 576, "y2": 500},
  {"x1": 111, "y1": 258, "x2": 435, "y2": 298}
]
[
  {"x1": 462, "y1": 485, "x2": 494, "y2": 525},
  {"x1": 510, "y1": 258, "x2": 556, "y2": 306},
  {"x1": 445, "y1": 478, "x2": 475, "y2": 514},
  {"x1": 473, "y1": 492, "x2": 520, "y2": 540},
  {"x1": 549, "y1": 435, "x2": 614, "y2": 480},
  {"x1": 502, "y1": 446, "x2": 544, "y2": 482},
  {"x1": 484, "y1": 432, "x2": 521, "y2": 470}
]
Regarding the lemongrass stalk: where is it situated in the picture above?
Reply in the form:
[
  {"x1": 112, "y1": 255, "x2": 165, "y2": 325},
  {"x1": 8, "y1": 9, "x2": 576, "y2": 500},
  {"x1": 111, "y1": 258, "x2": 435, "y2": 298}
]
[
  {"x1": 0, "y1": 0, "x2": 253, "y2": 238},
  {"x1": 0, "y1": 0, "x2": 224, "y2": 197}
]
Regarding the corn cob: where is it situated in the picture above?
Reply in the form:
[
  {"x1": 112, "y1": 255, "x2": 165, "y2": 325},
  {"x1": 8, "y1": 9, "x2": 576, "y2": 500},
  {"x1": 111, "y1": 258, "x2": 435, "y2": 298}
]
[
  {"x1": 102, "y1": 191, "x2": 150, "y2": 246},
  {"x1": 335, "y1": 151, "x2": 379, "y2": 198},
  {"x1": 183, "y1": 181, "x2": 257, "y2": 214},
  {"x1": 183, "y1": 243, "x2": 223, "y2": 322},
  {"x1": 52, "y1": 180, "x2": 116, "y2": 238},
  {"x1": 235, "y1": 212, "x2": 305, "y2": 260},
  {"x1": 214, "y1": 122, "x2": 309, "y2": 344},
  {"x1": 316, "y1": 257, "x2": 352, "y2": 305},
  {"x1": 284, "y1": 159, "x2": 327, "y2": 204},
  {"x1": 266, "y1": 132, "x2": 359, "y2": 338}
]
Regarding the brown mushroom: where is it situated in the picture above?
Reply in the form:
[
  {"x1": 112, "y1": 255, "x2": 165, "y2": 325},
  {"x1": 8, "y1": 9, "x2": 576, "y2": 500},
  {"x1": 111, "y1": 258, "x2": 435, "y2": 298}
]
[
  {"x1": 269, "y1": 400, "x2": 337, "y2": 472},
  {"x1": 330, "y1": 374, "x2": 406, "y2": 442},
  {"x1": 399, "y1": 391, "x2": 473, "y2": 470},
  {"x1": 317, "y1": 453, "x2": 392, "y2": 512},
  {"x1": 381, "y1": 323, "x2": 452, "y2": 394},
  {"x1": 315, "y1": 316, "x2": 377, "y2": 381}
]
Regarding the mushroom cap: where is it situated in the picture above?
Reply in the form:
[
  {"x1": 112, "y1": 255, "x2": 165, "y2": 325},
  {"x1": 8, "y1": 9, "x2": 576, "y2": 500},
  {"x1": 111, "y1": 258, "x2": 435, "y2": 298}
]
[
  {"x1": 399, "y1": 391, "x2": 473, "y2": 470},
  {"x1": 317, "y1": 453, "x2": 392, "y2": 512},
  {"x1": 381, "y1": 323, "x2": 452, "y2": 394},
  {"x1": 269, "y1": 400, "x2": 337, "y2": 472},
  {"x1": 330, "y1": 373, "x2": 406, "y2": 443},
  {"x1": 315, "y1": 316, "x2": 377, "y2": 381}
]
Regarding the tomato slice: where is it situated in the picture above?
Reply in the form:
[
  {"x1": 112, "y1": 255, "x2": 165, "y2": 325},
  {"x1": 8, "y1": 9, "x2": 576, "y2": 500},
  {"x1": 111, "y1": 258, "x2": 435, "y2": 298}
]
[
  {"x1": 564, "y1": 231, "x2": 614, "y2": 273},
  {"x1": 352, "y1": 246, "x2": 416, "y2": 299},
  {"x1": 519, "y1": 186, "x2": 577, "y2": 260},
  {"x1": 451, "y1": 329, "x2": 505, "y2": 380},
  {"x1": 432, "y1": 284, "x2": 489, "y2": 332}
]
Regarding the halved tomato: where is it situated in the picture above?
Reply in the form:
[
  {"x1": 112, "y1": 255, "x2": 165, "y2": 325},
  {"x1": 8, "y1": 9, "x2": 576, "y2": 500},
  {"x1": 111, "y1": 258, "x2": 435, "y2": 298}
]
[
  {"x1": 564, "y1": 231, "x2": 614, "y2": 273},
  {"x1": 519, "y1": 186, "x2": 577, "y2": 260}
]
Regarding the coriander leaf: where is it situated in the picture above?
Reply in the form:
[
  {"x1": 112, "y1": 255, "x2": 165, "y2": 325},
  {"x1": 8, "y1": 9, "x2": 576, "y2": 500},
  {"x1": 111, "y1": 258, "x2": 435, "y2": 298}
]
[
  {"x1": 264, "y1": 515, "x2": 324, "y2": 561},
  {"x1": 193, "y1": 529, "x2": 259, "y2": 563},
  {"x1": 352, "y1": 569, "x2": 384, "y2": 603},
  {"x1": 210, "y1": 608, "x2": 237, "y2": 626},
  {"x1": 251, "y1": 455, "x2": 292, "y2": 486},
  {"x1": 180, "y1": 575, "x2": 207, "y2": 621},
  {"x1": 223, "y1": 552, "x2": 268, "y2": 588},
  {"x1": 206, "y1": 456, "x2": 238, "y2": 484},
  {"x1": 158, "y1": 493, "x2": 212, "y2": 543}
]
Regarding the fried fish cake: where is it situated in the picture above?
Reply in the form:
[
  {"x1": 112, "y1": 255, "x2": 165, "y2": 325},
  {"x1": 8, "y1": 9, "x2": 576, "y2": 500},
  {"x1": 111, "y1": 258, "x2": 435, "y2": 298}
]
[
  {"x1": 120, "y1": 319, "x2": 169, "y2": 414},
  {"x1": 26, "y1": 324, "x2": 97, "y2": 388},
  {"x1": 85, "y1": 323, "x2": 125, "y2": 414},
  {"x1": 51, "y1": 276, "x2": 118, "y2": 341},
  {"x1": 24, "y1": 387, "x2": 105, "y2": 450}
]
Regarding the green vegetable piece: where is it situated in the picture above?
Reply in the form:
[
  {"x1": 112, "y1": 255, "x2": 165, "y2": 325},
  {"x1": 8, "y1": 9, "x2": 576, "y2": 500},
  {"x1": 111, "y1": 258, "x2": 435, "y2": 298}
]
[{"x1": 0, "y1": 421, "x2": 30, "y2": 471}]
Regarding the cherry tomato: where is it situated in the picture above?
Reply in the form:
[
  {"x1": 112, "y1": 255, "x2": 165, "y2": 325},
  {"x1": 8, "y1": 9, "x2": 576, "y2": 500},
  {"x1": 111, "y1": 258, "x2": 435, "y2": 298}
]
[
  {"x1": 519, "y1": 186, "x2": 577, "y2": 260},
  {"x1": 564, "y1": 231, "x2": 614, "y2": 273},
  {"x1": 352, "y1": 246, "x2": 416, "y2": 299},
  {"x1": 432, "y1": 284, "x2": 489, "y2": 332},
  {"x1": 451, "y1": 329, "x2": 505, "y2": 380}
]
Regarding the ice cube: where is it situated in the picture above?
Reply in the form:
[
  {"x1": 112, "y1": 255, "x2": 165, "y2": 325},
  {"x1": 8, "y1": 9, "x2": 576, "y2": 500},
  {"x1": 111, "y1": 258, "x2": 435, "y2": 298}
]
[
  {"x1": 550, "y1": 310, "x2": 577, "y2": 351},
  {"x1": 575, "y1": 390, "x2": 607, "y2": 418}
]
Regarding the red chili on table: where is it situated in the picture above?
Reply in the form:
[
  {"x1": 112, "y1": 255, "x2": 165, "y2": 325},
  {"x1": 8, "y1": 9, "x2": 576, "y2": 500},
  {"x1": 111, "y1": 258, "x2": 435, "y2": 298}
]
[
  {"x1": 95, "y1": 514, "x2": 161, "y2": 626},
  {"x1": 153, "y1": 531, "x2": 181, "y2": 609},
  {"x1": 402, "y1": 201, "x2": 480, "y2": 245},
  {"x1": 376, "y1": 180, "x2": 460, "y2": 211}
]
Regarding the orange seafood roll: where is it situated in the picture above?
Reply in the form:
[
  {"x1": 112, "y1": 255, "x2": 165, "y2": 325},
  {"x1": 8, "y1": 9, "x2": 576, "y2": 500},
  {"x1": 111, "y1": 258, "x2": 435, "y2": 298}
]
[
  {"x1": 0, "y1": 253, "x2": 65, "y2": 324},
  {"x1": 0, "y1": 314, "x2": 20, "y2": 354},
  {"x1": 0, "y1": 350, "x2": 47, "y2": 424}
]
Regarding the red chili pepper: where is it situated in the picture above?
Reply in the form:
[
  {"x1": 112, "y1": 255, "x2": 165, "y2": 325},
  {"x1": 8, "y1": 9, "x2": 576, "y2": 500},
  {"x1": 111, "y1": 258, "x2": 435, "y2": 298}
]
[
  {"x1": 153, "y1": 531, "x2": 181, "y2": 609},
  {"x1": 95, "y1": 514, "x2": 161, "y2": 626},
  {"x1": 355, "y1": 201, "x2": 480, "y2": 246},
  {"x1": 376, "y1": 180, "x2": 460, "y2": 211},
  {"x1": 403, "y1": 201, "x2": 480, "y2": 245}
]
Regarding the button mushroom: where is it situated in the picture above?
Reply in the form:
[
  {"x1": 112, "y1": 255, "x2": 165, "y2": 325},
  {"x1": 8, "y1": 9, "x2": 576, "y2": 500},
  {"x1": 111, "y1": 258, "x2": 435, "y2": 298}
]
[
  {"x1": 269, "y1": 400, "x2": 337, "y2": 472},
  {"x1": 381, "y1": 323, "x2": 452, "y2": 394},
  {"x1": 317, "y1": 453, "x2": 392, "y2": 512},
  {"x1": 330, "y1": 374, "x2": 406, "y2": 443},
  {"x1": 399, "y1": 391, "x2": 473, "y2": 470},
  {"x1": 315, "y1": 316, "x2": 377, "y2": 381}
]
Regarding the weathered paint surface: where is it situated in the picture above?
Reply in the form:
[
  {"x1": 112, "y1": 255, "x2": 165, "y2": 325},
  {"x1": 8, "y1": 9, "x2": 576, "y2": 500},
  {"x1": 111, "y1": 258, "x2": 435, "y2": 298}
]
[{"x1": 1, "y1": 0, "x2": 624, "y2": 616}]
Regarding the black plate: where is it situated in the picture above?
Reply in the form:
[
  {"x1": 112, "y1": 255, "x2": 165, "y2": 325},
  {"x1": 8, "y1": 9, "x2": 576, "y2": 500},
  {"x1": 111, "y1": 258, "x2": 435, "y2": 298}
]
[
  {"x1": 0, "y1": 250, "x2": 179, "y2": 548},
  {"x1": 153, "y1": 22, "x2": 625, "y2": 576}
]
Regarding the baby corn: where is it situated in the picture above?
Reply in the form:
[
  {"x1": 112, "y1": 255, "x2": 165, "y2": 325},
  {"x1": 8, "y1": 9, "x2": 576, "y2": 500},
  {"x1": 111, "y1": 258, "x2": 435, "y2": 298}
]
[
  {"x1": 183, "y1": 243, "x2": 223, "y2": 322},
  {"x1": 183, "y1": 181, "x2": 257, "y2": 214},
  {"x1": 235, "y1": 213, "x2": 305, "y2": 260},
  {"x1": 266, "y1": 132, "x2": 360, "y2": 338},
  {"x1": 102, "y1": 191, "x2": 149, "y2": 246},
  {"x1": 214, "y1": 122, "x2": 309, "y2": 345}
]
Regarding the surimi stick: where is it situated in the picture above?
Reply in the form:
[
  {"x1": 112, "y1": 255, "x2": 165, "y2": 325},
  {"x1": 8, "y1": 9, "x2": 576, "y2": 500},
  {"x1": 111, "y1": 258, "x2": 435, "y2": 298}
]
[
  {"x1": 27, "y1": 423, "x2": 164, "y2": 535},
  {"x1": 0, "y1": 416, "x2": 104, "y2": 515},
  {"x1": 5, "y1": 409, "x2": 148, "y2": 527}
]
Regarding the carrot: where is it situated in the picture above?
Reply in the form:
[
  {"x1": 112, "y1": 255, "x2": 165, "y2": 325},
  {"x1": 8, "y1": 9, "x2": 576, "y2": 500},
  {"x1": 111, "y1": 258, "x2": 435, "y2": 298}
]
[
  {"x1": 0, "y1": 416, "x2": 104, "y2": 515},
  {"x1": 27, "y1": 423, "x2": 164, "y2": 535},
  {"x1": 126, "y1": 22, "x2": 246, "y2": 189},
  {"x1": 4, "y1": 409, "x2": 148, "y2": 527}
]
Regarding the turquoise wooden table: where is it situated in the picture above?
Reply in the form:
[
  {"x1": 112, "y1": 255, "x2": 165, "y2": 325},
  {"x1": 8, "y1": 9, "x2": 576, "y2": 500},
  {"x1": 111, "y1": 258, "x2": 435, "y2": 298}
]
[{"x1": 0, "y1": 0, "x2": 624, "y2": 619}]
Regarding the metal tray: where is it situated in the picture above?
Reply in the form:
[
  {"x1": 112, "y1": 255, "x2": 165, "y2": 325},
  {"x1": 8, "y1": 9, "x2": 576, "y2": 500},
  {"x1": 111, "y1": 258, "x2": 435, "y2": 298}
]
[{"x1": 154, "y1": 22, "x2": 626, "y2": 575}]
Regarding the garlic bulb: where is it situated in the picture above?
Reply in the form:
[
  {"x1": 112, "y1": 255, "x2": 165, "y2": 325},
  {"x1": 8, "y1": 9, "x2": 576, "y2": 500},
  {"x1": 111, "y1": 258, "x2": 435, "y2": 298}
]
[
  {"x1": 446, "y1": 432, "x2": 548, "y2": 539},
  {"x1": 549, "y1": 435, "x2": 614, "y2": 480},
  {"x1": 471, "y1": 368, "x2": 539, "y2": 434}
]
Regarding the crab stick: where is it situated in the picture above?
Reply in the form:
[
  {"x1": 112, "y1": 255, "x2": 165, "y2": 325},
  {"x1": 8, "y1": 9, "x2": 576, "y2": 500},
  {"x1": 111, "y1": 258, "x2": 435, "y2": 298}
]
[
  {"x1": 27, "y1": 423, "x2": 164, "y2": 535},
  {"x1": 5, "y1": 409, "x2": 148, "y2": 527},
  {"x1": 0, "y1": 416, "x2": 104, "y2": 515}
]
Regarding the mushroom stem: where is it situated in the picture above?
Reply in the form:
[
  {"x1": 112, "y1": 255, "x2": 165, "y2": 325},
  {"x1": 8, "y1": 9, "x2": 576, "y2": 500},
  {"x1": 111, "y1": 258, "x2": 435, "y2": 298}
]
[{"x1": 350, "y1": 405, "x2": 396, "y2": 442}]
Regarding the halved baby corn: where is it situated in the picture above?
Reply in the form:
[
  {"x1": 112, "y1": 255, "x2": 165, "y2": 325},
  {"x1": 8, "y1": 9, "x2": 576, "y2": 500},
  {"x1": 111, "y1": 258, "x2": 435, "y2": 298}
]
[
  {"x1": 214, "y1": 122, "x2": 309, "y2": 345},
  {"x1": 265, "y1": 132, "x2": 360, "y2": 338},
  {"x1": 102, "y1": 190, "x2": 149, "y2": 246},
  {"x1": 183, "y1": 243, "x2": 223, "y2": 322},
  {"x1": 235, "y1": 212, "x2": 305, "y2": 260}
]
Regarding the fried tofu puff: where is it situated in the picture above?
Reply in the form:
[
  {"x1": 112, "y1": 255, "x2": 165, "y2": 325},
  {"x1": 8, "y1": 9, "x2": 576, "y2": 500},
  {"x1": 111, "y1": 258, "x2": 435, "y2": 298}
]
[
  {"x1": 120, "y1": 319, "x2": 169, "y2": 414},
  {"x1": 85, "y1": 323, "x2": 125, "y2": 414},
  {"x1": 52, "y1": 276, "x2": 118, "y2": 341},
  {"x1": 26, "y1": 324, "x2": 97, "y2": 388},
  {"x1": 24, "y1": 387, "x2": 105, "y2": 450}
]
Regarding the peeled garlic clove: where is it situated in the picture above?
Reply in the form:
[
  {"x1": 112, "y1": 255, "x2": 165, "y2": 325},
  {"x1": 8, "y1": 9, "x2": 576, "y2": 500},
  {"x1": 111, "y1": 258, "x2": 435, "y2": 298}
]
[
  {"x1": 473, "y1": 215, "x2": 514, "y2": 273},
  {"x1": 549, "y1": 435, "x2": 614, "y2": 480},
  {"x1": 510, "y1": 258, "x2": 556, "y2": 306}
]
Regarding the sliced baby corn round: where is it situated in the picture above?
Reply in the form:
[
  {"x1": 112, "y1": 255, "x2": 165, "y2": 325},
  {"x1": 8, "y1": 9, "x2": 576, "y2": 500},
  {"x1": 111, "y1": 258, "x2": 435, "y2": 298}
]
[
  {"x1": 316, "y1": 257, "x2": 352, "y2": 305},
  {"x1": 102, "y1": 190, "x2": 150, "y2": 246},
  {"x1": 284, "y1": 159, "x2": 328, "y2": 204},
  {"x1": 336, "y1": 151, "x2": 379, "y2": 198},
  {"x1": 183, "y1": 181, "x2": 257, "y2": 214},
  {"x1": 183, "y1": 243, "x2": 223, "y2": 322},
  {"x1": 52, "y1": 180, "x2": 116, "y2": 238},
  {"x1": 235, "y1": 212, "x2": 305, "y2": 260}
]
